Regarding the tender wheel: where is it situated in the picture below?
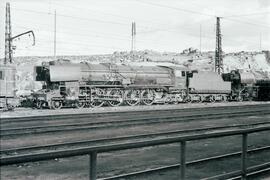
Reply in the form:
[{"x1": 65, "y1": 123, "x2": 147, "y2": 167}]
[
  {"x1": 164, "y1": 96, "x2": 171, "y2": 104},
  {"x1": 141, "y1": 89, "x2": 155, "y2": 105},
  {"x1": 75, "y1": 100, "x2": 86, "y2": 109},
  {"x1": 216, "y1": 95, "x2": 223, "y2": 102},
  {"x1": 222, "y1": 95, "x2": 228, "y2": 102},
  {"x1": 108, "y1": 89, "x2": 124, "y2": 107},
  {"x1": 125, "y1": 90, "x2": 140, "y2": 106},
  {"x1": 209, "y1": 95, "x2": 216, "y2": 103},
  {"x1": 51, "y1": 100, "x2": 63, "y2": 110},
  {"x1": 195, "y1": 95, "x2": 202, "y2": 103},
  {"x1": 171, "y1": 95, "x2": 178, "y2": 104}
]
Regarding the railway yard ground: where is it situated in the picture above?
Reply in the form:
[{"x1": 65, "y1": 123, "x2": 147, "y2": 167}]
[
  {"x1": 1, "y1": 101, "x2": 270, "y2": 180},
  {"x1": 1, "y1": 101, "x2": 270, "y2": 118}
]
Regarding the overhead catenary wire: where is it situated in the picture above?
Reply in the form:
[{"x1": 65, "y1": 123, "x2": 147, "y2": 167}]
[
  {"x1": 224, "y1": 11, "x2": 270, "y2": 18},
  {"x1": 6, "y1": 4, "x2": 268, "y2": 37},
  {"x1": 2, "y1": 6, "x2": 130, "y2": 26},
  {"x1": 134, "y1": 0, "x2": 216, "y2": 17},
  {"x1": 0, "y1": 2, "x2": 268, "y2": 57},
  {"x1": 223, "y1": 17, "x2": 270, "y2": 29},
  {"x1": 10, "y1": 26, "x2": 266, "y2": 58},
  {"x1": 14, "y1": 22, "x2": 266, "y2": 49},
  {"x1": 12, "y1": 22, "x2": 217, "y2": 47}
]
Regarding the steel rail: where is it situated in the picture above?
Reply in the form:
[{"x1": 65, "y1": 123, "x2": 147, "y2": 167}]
[
  {"x1": 3, "y1": 108, "x2": 266, "y2": 130},
  {"x1": 1, "y1": 105, "x2": 220, "y2": 123},
  {"x1": 1, "y1": 110, "x2": 269, "y2": 137},
  {"x1": 99, "y1": 146, "x2": 270, "y2": 180},
  {"x1": 203, "y1": 162, "x2": 270, "y2": 180},
  {"x1": 2, "y1": 106, "x2": 250, "y2": 126},
  {"x1": 3, "y1": 107, "x2": 269, "y2": 130},
  {"x1": 1, "y1": 122, "x2": 269, "y2": 155},
  {"x1": 1, "y1": 126, "x2": 269, "y2": 166},
  {"x1": 1, "y1": 103, "x2": 269, "y2": 124},
  {"x1": 2, "y1": 104, "x2": 268, "y2": 126}
]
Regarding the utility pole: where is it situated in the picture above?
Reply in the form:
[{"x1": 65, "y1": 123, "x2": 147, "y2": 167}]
[
  {"x1": 4, "y1": 2, "x2": 35, "y2": 64},
  {"x1": 131, "y1": 22, "x2": 136, "y2": 52},
  {"x1": 54, "y1": 10, "x2": 57, "y2": 58},
  {"x1": 259, "y1": 33, "x2": 262, "y2": 51},
  {"x1": 5, "y1": 2, "x2": 12, "y2": 64},
  {"x1": 215, "y1": 17, "x2": 223, "y2": 74},
  {"x1": 199, "y1": 24, "x2": 202, "y2": 53}
]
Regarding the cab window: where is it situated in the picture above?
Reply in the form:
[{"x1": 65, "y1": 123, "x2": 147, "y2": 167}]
[{"x1": 182, "y1": 71, "x2": 185, "y2": 77}]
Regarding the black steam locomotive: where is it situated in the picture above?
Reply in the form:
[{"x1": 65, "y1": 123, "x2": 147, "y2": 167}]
[{"x1": 31, "y1": 59, "x2": 270, "y2": 109}]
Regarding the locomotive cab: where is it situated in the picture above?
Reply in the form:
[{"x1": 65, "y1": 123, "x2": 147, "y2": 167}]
[{"x1": 33, "y1": 63, "x2": 83, "y2": 109}]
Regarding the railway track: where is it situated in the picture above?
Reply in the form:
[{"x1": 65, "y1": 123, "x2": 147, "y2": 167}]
[
  {"x1": 1, "y1": 103, "x2": 269, "y2": 124},
  {"x1": 1, "y1": 104, "x2": 270, "y2": 137},
  {"x1": 1, "y1": 125, "x2": 269, "y2": 180},
  {"x1": 99, "y1": 146, "x2": 270, "y2": 180},
  {"x1": 1, "y1": 121, "x2": 269, "y2": 157},
  {"x1": 1, "y1": 104, "x2": 269, "y2": 179},
  {"x1": 1, "y1": 109, "x2": 270, "y2": 137}
]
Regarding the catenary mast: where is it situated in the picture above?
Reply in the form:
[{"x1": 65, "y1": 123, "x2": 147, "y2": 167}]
[{"x1": 215, "y1": 17, "x2": 223, "y2": 74}]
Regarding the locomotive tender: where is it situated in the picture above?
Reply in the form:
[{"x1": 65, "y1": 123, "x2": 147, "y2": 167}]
[{"x1": 32, "y1": 59, "x2": 236, "y2": 109}]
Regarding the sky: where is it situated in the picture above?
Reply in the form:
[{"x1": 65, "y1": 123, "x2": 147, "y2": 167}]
[{"x1": 0, "y1": 0, "x2": 269, "y2": 57}]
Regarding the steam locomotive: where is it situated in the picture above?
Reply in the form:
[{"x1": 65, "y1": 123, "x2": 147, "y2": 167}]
[{"x1": 31, "y1": 59, "x2": 270, "y2": 109}]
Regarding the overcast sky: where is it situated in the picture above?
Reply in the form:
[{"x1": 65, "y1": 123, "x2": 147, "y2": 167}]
[{"x1": 0, "y1": 0, "x2": 269, "y2": 57}]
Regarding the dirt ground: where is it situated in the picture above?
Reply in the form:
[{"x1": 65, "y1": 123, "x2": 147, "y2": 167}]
[
  {"x1": 1, "y1": 101, "x2": 270, "y2": 118},
  {"x1": 1, "y1": 102, "x2": 270, "y2": 179}
]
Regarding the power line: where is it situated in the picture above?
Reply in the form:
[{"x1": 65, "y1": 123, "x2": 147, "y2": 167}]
[
  {"x1": 223, "y1": 17, "x2": 270, "y2": 28},
  {"x1": 6, "y1": 6, "x2": 130, "y2": 26},
  {"x1": 54, "y1": 10, "x2": 56, "y2": 57},
  {"x1": 3, "y1": 3, "x2": 268, "y2": 55},
  {"x1": 13, "y1": 20, "x2": 266, "y2": 54},
  {"x1": 224, "y1": 12, "x2": 270, "y2": 18},
  {"x1": 132, "y1": 1, "x2": 270, "y2": 29},
  {"x1": 134, "y1": 0, "x2": 216, "y2": 17},
  {"x1": 12, "y1": 17, "x2": 131, "y2": 39},
  {"x1": 13, "y1": 24, "x2": 214, "y2": 50},
  {"x1": 50, "y1": 1, "x2": 170, "y2": 28},
  {"x1": 8, "y1": 4, "x2": 216, "y2": 36},
  {"x1": 15, "y1": 24, "x2": 266, "y2": 55},
  {"x1": 11, "y1": 4, "x2": 267, "y2": 43}
]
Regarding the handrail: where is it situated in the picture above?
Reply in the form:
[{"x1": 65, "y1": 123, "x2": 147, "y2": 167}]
[{"x1": 1, "y1": 126, "x2": 269, "y2": 180}]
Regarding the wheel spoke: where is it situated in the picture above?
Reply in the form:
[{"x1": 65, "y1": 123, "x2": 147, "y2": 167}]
[
  {"x1": 108, "y1": 89, "x2": 123, "y2": 107},
  {"x1": 126, "y1": 90, "x2": 140, "y2": 106},
  {"x1": 141, "y1": 89, "x2": 155, "y2": 105},
  {"x1": 51, "y1": 100, "x2": 62, "y2": 110},
  {"x1": 75, "y1": 101, "x2": 85, "y2": 109},
  {"x1": 90, "y1": 88, "x2": 105, "y2": 108}
]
